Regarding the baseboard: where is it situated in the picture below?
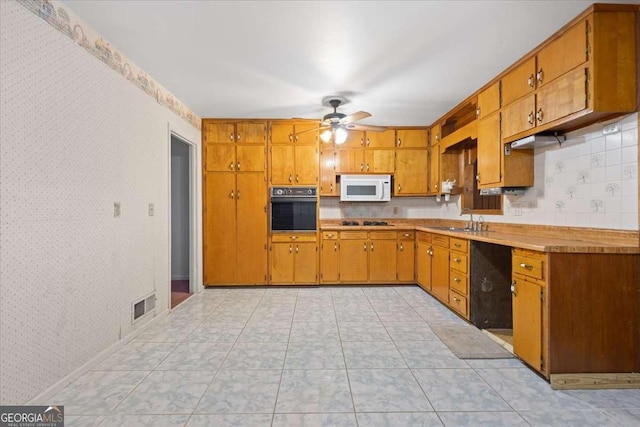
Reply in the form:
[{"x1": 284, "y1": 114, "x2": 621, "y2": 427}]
[
  {"x1": 27, "y1": 308, "x2": 170, "y2": 405},
  {"x1": 551, "y1": 373, "x2": 640, "y2": 390}
]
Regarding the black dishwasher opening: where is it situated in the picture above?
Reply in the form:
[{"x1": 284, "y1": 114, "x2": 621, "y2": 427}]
[{"x1": 469, "y1": 241, "x2": 513, "y2": 329}]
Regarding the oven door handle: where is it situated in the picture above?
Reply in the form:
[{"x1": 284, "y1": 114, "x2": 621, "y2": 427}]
[{"x1": 270, "y1": 197, "x2": 317, "y2": 203}]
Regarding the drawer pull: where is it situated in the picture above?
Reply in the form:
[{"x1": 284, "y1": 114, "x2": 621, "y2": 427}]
[
  {"x1": 454, "y1": 258, "x2": 461, "y2": 263},
  {"x1": 403, "y1": 233, "x2": 411, "y2": 237},
  {"x1": 326, "y1": 233, "x2": 334, "y2": 238},
  {"x1": 452, "y1": 297, "x2": 460, "y2": 302},
  {"x1": 454, "y1": 243, "x2": 461, "y2": 248},
  {"x1": 453, "y1": 277, "x2": 461, "y2": 282},
  {"x1": 519, "y1": 263, "x2": 533, "y2": 270},
  {"x1": 290, "y1": 236, "x2": 298, "y2": 240}
]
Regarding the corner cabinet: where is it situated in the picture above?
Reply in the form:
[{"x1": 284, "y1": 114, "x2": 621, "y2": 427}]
[
  {"x1": 501, "y1": 7, "x2": 638, "y2": 142},
  {"x1": 202, "y1": 120, "x2": 268, "y2": 285}
]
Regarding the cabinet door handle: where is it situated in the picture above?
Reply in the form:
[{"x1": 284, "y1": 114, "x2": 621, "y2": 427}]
[
  {"x1": 363, "y1": 243, "x2": 367, "y2": 251},
  {"x1": 366, "y1": 164, "x2": 370, "y2": 171},
  {"x1": 330, "y1": 183, "x2": 333, "y2": 192},
  {"x1": 536, "y1": 68, "x2": 543, "y2": 84},
  {"x1": 360, "y1": 163, "x2": 364, "y2": 171},
  {"x1": 296, "y1": 174, "x2": 299, "y2": 183},
  {"x1": 229, "y1": 162, "x2": 235, "y2": 171},
  {"x1": 229, "y1": 190, "x2": 235, "y2": 199},
  {"x1": 288, "y1": 134, "x2": 293, "y2": 142},
  {"x1": 519, "y1": 263, "x2": 533, "y2": 270},
  {"x1": 289, "y1": 245, "x2": 293, "y2": 254},
  {"x1": 400, "y1": 243, "x2": 404, "y2": 251},
  {"x1": 334, "y1": 243, "x2": 337, "y2": 251},
  {"x1": 229, "y1": 133, "x2": 234, "y2": 141},
  {"x1": 288, "y1": 174, "x2": 293, "y2": 182},
  {"x1": 511, "y1": 280, "x2": 517, "y2": 296},
  {"x1": 536, "y1": 108, "x2": 543, "y2": 123},
  {"x1": 295, "y1": 245, "x2": 299, "y2": 253},
  {"x1": 397, "y1": 138, "x2": 401, "y2": 147},
  {"x1": 360, "y1": 138, "x2": 364, "y2": 146},
  {"x1": 295, "y1": 135, "x2": 299, "y2": 142},
  {"x1": 527, "y1": 112, "x2": 534, "y2": 125},
  {"x1": 528, "y1": 74, "x2": 534, "y2": 88},
  {"x1": 366, "y1": 138, "x2": 370, "y2": 146},
  {"x1": 435, "y1": 183, "x2": 438, "y2": 190},
  {"x1": 476, "y1": 107, "x2": 481, "y2": 118},
  {"x1": 370, "y1": 243, "x2": 374, "y2": 251},
  {"x1": 236, "y1": 190, "x2": 240, "y2": 199},
  {"x1": 398, "y1": 184, "x2": 402, "y2": 192}
]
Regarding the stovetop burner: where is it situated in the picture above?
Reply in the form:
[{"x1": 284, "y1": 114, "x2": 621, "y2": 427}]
[
  {"x1": 341, "y1": 221, "x2": 360, "y2": 226},
  {"x1": 363, "y1": 221, "x2": 389, "y2": 226}
]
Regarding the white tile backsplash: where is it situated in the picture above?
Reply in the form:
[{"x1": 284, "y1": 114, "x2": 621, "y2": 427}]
[{"x1": 321, "y1": 113, "x2": 638, "y2": 230}]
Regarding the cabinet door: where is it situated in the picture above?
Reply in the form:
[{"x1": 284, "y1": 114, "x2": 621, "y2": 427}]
[
  {"x1": 270, "y1": 123, "x2": 294, "y2": 144},
  {"x1": 319, "y1": 149, "x2": 338, "y2": 196},
  {"x1": 336, "y1": 148, "x2": 364, "y2": 173},
  {"x1": 536, "y1": 20, "x2": 587, "y2": 88},
  {"x1": 321, "y1": 238, "x2": 340, "y2": 282},
  {"x1": 512, "y1": 278, "x2": 542, "y2": 371},
  {"x1": 271, "y1": 243, "x2": 295, "y2": 283},
  {"x1": 397, "y1": 237, "x2": 415, "y2": 282},
  {"x1": 236, "y1": 173, "x2": 267, "y2": 284},
  {"x1": 293, "y1": 122, "x2": 319, "y2": 145},
  {"x1": 203, "y1": 172, "x2": 236, "y2": 284},
  {"x1": 294, "y1": 145, "x2": 318, "y2": 185},
  {"x1": 501, "y1": 94, "x2": 535, "y2": 140},
  {"x1": 203, "y1": 122, "x2": 235, "y2": 144},
  {"x1": 477, "y1": 81, "x2": 501, "y2": 119},
  {"x1": 342, "y1": 130, "x2": 365, "y2": 148},
  {"x1": 236, "y1": 145, "x2": 265, "y2": 173},
  {"x1": 365, "y1": 149, "x2": 395, "y2": 174},
  {"x1": 366, "y1": 129, "x2": 396, "y2": 148},
  {"x1": 369, "y1": 239, "x2": 397, "y2": 282},
  {"x1": 416, "y1": 241, "x2": 432, "y2": 291},
  {"x1": 395, "y1": 149, "x2": 428, "y2": 195},
  {"x1": 204, "y1": 145, "x2": 236, "y2": 172},
  {"x1": 339, "y1": 239, "x2": 368, "y2": 282},
  {"x1": 428, "y1": 143, "x2": 440, "y2": 195},
  {"x1": 502, "y1": 56, "x2": 536, "y2": 106},
  {"x1": 294, "y1": 242, "x2": 318, "y2": 283},
  {"x1": 535, "y1": 66, "x2": 587, "y2": 126},
  {"x1": 396, "y1": 129, "x2": 428, "y2": 148},
  {"x1": 236, "y1": 122, "x2": 266, "y2": 144},
  {"x1": 431, "y1": 245, "x2": 449, "y2": 303},
  {"x1": 477, "y1": 111, "x2": 502, "y2": 187},
  {"x1": 270, "y1": 145, "x2": 295, "y2": 185}
]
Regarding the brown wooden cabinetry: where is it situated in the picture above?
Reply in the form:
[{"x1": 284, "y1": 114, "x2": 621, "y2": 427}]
[
  {"x1": 338, "y1": 231, "x2": 369, "y2": 282},
  {"x1": 320, "y1": 232, "x2": 340, "y2": 283},
  {"x1": 270, "y1": 233, "x2": 318, "y2": 284},
  {"x1": 202, "y1": 120, "x2": 267, "y2": 285},
  {"x1": 336, "y1": 130, "x2": 396, "y2": 174},
  {"x1": 416, "y1": 232, "x2": 432, "y2": 291},
  {"x1": 319, "y1": 145, "x2": 338, "y2": 196},
  {"x1": 427, "y1": 124, "x2": 440, "y2": 195},
  {"x1": 501, "y1": 9, "x2": 637, "y2": 142},
  {"x1": 395, "y1": 128, "x2": 428, "y2": 196},
  {"x1": 430, "y1": 234, "x2": 450, "y2": 303},
  {"x1": 270, "y1": 121, "x2": 319, "y2": 185},
  {"x1": 397, "y1": 231, "x2": 415, "y2": 282},
  {"x1": 448, "y1": 237, "x2": 469, "y2": 319}
]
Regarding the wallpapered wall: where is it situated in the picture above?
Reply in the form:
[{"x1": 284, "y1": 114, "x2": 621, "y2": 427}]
[
  {"x1": 321, "y1": 112, "x2": 639, "y2": 231},
  {"x1": 0, "y1": 2, "x2": 201, "y2": 404}
]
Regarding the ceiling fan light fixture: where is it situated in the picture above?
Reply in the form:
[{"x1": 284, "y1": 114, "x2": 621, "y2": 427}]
[
  {"x1": 320, "y1": 129, "x2": 333, "y2": 143},
  {"x1": 335, "y1": 127, "x2": 347, "y2": 145}
]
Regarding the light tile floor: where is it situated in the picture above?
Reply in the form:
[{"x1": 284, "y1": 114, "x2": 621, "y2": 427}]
[{"x1": 47, "y1": 286, "x2": 640, "y2": 427}]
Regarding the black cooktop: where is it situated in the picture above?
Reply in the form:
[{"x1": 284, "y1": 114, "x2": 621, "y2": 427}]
[{"x1": 341, "y1": 220, "x2": 390, "y2": 226}]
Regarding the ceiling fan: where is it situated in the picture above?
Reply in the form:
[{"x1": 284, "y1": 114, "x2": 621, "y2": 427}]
[{"x1": 296, "y1": 98, "x2": 387, "y2": 144}]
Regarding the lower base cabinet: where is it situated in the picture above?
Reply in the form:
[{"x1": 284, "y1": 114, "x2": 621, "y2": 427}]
[{"x1": 270, "y1": 233, "x2": 318, "y2": 284}]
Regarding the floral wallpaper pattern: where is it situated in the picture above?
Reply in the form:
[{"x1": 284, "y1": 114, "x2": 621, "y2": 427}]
[{"x1": 18, "y1": 0, "x2": 202, "y2": 130}]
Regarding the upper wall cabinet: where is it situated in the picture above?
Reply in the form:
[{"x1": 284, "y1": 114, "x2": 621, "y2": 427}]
[
  {"x1": 269, "y1": 121, "x2": 319, "y2": 185},
  {"x1": 501, "y1": 6, "x2": 638, "y2": 142}
]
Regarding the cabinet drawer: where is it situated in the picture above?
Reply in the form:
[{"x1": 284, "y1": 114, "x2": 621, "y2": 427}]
[
  {"x1": 432, "y1": 234, "x2": 450, "y2": 248},
  {"x1": 449, "y1": 272, "x2": 468, "y2": 296},
  {"x1": 449, "y1": 290, "x2": 468, "y2": 317},
  {"x1": 272, "y1": 233, "x2": 317, "y2": 243},
  {"x1": 369, "y1": 231, "x2": 397, "y2": 240},
  {"x1": 450, "y1": 238, "x2": 468, "y2": 253},
  {"x1": 398, "y1": 231, "x2": 415, "y2": 240},
  {"x1": 450, "y1": 253, "x2": 468, "y2": 274},
  {"x1": 417, "y1": 231, "x2": 431, "y2": 244},
  {"x1": 512, "y1": 255, "x2": 544, "y2": 280},
  {"x1": 340, "y1": 231, "x2": 368, "y2": 240},
  {"x1": 322, "y1": 231, "x2": 338, "y2": 240}
]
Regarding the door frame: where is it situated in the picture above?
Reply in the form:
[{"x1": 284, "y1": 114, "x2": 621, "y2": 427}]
[{"x1": 168, "y1": 126, "x2": 199, "y2": 308}]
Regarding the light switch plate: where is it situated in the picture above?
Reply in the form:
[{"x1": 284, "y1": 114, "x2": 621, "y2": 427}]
[
  {"x1": 148, "y1": 203, "x2": 155, "y2": 217},
  {"x1": 114, "y1": 202, "x2": 121, "y2": 218}
]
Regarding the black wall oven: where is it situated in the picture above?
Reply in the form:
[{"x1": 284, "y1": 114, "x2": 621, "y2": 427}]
[{"x1": 270, "y1": 187, "x2": 317, "y2": 231}]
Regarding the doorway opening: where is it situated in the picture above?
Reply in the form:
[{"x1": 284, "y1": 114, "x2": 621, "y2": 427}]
[{"x1": 170, "y1": 133, "x2": 194, "y2": 308}]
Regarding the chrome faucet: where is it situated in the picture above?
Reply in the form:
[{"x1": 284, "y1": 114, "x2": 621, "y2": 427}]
[{"x1": 460, "y1": 208, "x2": 474, "y2": 230}]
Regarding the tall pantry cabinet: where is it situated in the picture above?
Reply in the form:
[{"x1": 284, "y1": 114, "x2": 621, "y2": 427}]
[{"x1": 202, "y1": 120, "x2": 268, "y2": 285}]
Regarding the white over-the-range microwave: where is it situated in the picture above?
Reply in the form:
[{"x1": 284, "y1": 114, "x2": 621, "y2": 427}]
[{"x1": 340, "y1": 174, "x2": 391, "y2": 202}]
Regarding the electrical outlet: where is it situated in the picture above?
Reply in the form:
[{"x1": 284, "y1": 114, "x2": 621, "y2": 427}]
[
  {"x1": 148, "y1": 203, "x2": 155, "y2": 217},
  {"x1": 114, "y1": 202, "x2": 121, "y2": 218},
  {"x1": 393, "y1": 206, "x2": 399, "y2": 214},
  {"x1": 602, "y1": 123, "x2": 620, "y2": 135}
]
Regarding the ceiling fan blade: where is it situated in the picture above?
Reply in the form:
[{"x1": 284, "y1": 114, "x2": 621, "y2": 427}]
[
  {"x1": 345, "y1": 123, "x2": 388, "y2": 132},
  {"x1": 340, "y1": 111, "x2": 371, "y2": 124}
]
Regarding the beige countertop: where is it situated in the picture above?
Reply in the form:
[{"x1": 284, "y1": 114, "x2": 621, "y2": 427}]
[{"x1": 320, "y1": 220, "x2": 640, "y2": 254}]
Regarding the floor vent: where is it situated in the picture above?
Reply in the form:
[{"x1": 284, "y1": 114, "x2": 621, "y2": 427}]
[{"x1": 132, "y1": 293, "x2": 157, "y2": 323}]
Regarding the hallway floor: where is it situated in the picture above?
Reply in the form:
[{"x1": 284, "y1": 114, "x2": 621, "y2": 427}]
[{"x1": 51, "y1": 286, "x2": 640, "y2": 426}]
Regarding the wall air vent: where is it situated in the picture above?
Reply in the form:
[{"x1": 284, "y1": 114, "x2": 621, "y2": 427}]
[
  {"x1": 132, "y1": 292, "x2": 157, "y2": 323},
  {"x1": 511, "y1": 134, "x2": 566, "y2": 149}
]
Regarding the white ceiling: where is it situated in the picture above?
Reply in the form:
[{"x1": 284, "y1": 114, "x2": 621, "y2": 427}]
[{"x1": 62, "y1": 0, "x2": 636, "y2": 126}]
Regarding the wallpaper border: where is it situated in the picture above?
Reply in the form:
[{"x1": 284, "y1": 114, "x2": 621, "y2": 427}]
[{"x1": 17, "y1": 0, "x2": 202, "y2": 130}]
